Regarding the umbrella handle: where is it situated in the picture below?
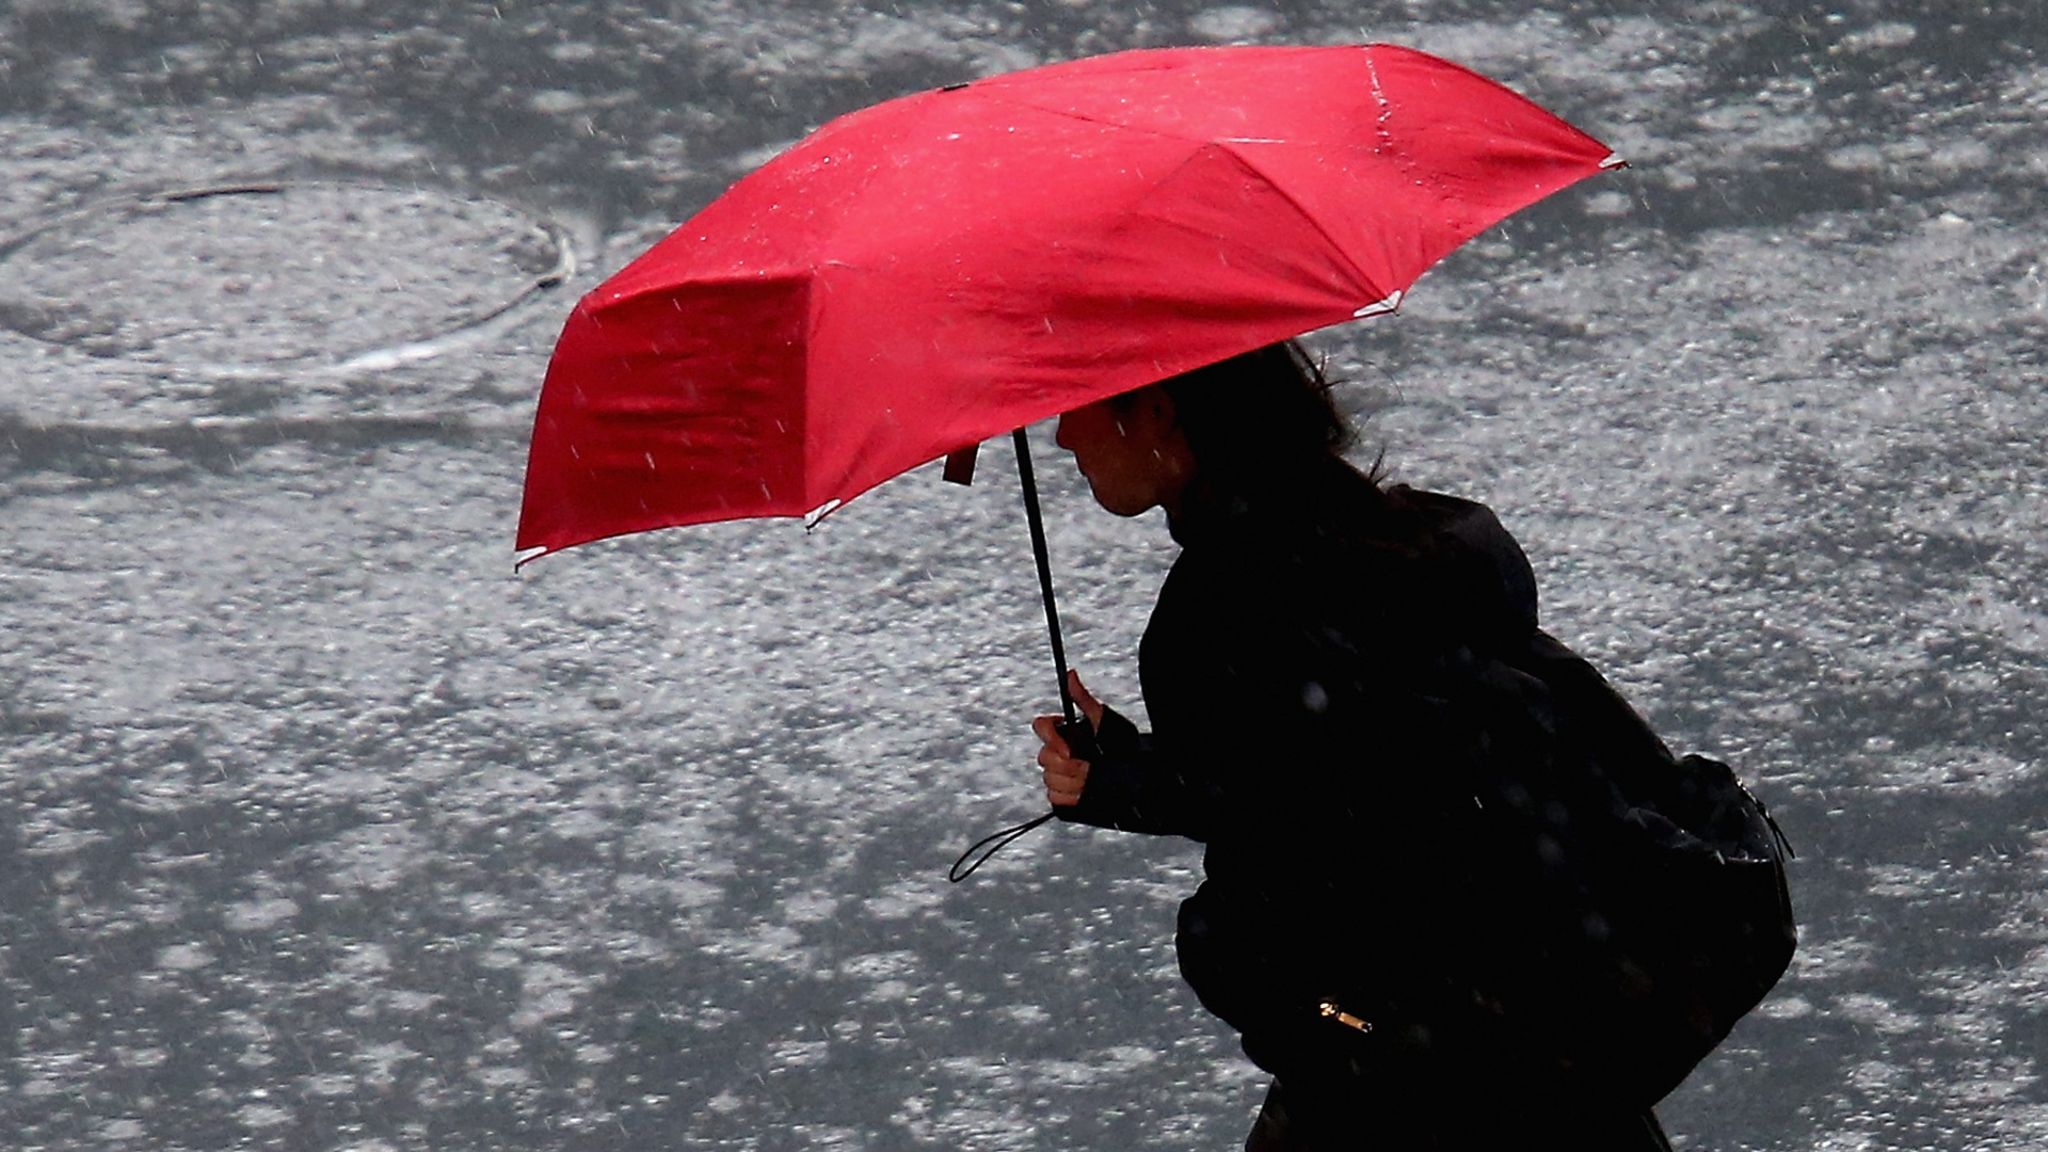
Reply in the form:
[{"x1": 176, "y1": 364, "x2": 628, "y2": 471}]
[
  {"x1": 1056, "y1": 718, "x2": 1099, "y2": 765},
  {"x1": 1012, "y1": 428, "x2": 1080, "y2": 724}
]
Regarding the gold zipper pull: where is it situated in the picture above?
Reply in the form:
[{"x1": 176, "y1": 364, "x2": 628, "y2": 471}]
[{"x1": 1318, "y1": 999, "x2": 1374, "y2": 1034}]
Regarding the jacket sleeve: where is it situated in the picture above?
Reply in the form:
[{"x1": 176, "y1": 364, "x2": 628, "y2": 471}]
[
  {"x1": 1052, "y1": 704, "x2": 1221, "y2": 840},
  {"x1": 1051, "y1": 549, "x2": 1416, "y2": 845},
  {"x1": 1050, "y1": 623, "x2": 1419, "y2": 844}
]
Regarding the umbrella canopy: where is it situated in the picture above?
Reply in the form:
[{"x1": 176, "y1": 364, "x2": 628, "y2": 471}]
[{"x1": 517, "y1": 43, "x2": 1618, "y2": 558}]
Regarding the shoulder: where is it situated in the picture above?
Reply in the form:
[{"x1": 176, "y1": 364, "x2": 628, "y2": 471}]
[
  {"x1": 1381, "y1": 485, "x2": 1540, "y2": 639},
  {"x1": 1157, "y1": 482, "x2": 1416, "y2": 643},
  {"x1": 1166, "y1": 477, "x2": 1543, "y2": 654}
]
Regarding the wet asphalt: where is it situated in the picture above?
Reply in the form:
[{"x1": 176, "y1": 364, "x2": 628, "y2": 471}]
[{"x1": 2, "y1": 2, "x2": 2044, "y2": 1150}]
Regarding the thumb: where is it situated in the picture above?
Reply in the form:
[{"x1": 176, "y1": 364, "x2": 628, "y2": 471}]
[{"x1": 1067, "y1": 669, "x2": 1105, "y2": 729}]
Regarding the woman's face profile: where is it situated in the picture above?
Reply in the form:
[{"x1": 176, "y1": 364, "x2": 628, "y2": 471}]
[{"x1": 1054, "y1": 387, "x2": 1189, "y2": 517}]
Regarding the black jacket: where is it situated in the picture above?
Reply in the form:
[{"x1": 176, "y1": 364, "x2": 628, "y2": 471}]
[{"x1": 1060, "y1": 458, "x2": 1668, "y2": 1127}]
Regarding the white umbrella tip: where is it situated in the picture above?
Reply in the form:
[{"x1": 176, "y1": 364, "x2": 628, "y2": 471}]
[
  {"x1": 803, "y1": 499, "x2": 843, "y2": 530},
  {"x1": 1353, "y1": 290, "x2": 1404, "y2": 319}
]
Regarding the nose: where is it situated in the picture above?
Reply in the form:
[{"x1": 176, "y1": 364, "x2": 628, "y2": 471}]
[{"x1": 1053, "y1": 412, "x2": 1074, "y2": 451}]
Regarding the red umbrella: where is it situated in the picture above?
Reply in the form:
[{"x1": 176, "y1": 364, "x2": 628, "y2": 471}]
[{"x1": 516, "y1": 42, "x2": 1618, "y2": 560}]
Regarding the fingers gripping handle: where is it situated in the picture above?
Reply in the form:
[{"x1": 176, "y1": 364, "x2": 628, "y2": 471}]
[{"x1": 1056, "y1": 717, "x2": 1098, "y2": 766}]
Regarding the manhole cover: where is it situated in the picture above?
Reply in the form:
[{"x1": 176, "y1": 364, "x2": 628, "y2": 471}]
[{"x1": 0, "y1": 180, "x2": 572, "y2": 370}]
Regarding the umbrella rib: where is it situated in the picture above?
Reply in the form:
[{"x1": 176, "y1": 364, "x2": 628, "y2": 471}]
[
  {"x1": 1210, "y1": 142, "x2": 1388, "y2": 307},
  {"x1": 960, "y1": 87, "x2": 1225, "y2": 148}
]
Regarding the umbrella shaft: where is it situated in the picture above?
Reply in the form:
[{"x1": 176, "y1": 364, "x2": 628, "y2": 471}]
[{"x1": 1013, "y1": 428, "x2": 1076, "y2": 724}]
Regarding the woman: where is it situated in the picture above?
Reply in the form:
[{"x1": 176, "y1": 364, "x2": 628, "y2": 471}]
[{"x1": 1031, "y1": 342, "x2": 1677, "y2": 1150}]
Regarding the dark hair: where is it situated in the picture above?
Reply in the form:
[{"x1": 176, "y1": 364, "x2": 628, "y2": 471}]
[{"x1": 1155, "y1": 340, "x2": 1379, "y2": 487}]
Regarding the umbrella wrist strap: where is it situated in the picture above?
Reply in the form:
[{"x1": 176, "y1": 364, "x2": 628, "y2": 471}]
[{"x1": 948, "y1": 811, "x2": 1054, "y2": 882}]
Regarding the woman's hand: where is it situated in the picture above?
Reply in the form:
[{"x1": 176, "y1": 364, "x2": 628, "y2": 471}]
[{"x1": 1031, "y1": 670, "x2": 1106, "y2": 808}]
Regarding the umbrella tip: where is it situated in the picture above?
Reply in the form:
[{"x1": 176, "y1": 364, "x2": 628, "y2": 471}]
[
  {"x1": 803, "y1": 500, "x2": 843, "y2": 530},
  {"x1": 1353, "y1": 290, "x2": 1404, "y2": 319},
  {"x1": 1600, "y1": 152, "x2": 1628, "y2": 170}
]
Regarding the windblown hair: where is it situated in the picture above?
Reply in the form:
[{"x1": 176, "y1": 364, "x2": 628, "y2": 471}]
[{"x1": 1157, "y1": 340, "x2": 1381, "y2": 489}]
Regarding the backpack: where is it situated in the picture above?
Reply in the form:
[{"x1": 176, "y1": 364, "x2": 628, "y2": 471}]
[{"x1": 1447, "y1": 632, "x2": 1799, "y2": 1107}]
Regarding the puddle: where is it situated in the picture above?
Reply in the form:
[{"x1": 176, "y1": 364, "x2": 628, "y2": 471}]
[{"x1": 0, "y1": 178, "x2": 573, "y2": 375}]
